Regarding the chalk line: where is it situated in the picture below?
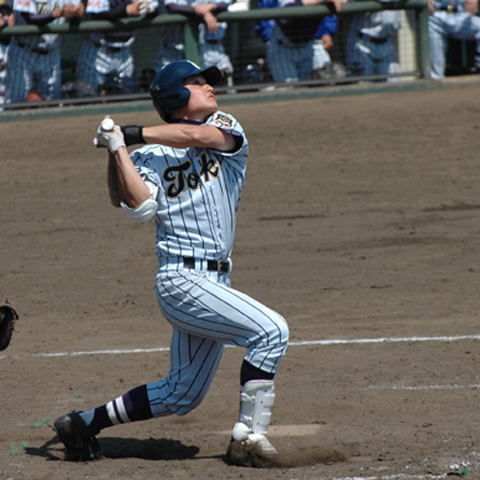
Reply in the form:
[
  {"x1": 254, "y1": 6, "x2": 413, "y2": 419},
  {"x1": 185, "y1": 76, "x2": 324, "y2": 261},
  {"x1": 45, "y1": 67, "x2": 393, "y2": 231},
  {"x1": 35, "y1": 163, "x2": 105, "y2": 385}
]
[{"x1": 1, "y1": 333, "x2": 479, "y2": 361}]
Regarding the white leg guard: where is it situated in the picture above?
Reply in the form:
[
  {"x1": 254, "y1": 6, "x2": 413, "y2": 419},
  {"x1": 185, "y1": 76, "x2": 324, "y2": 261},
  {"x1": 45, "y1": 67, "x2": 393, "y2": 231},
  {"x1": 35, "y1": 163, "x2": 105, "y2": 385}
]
[{"x1": 231, "y1": 380, "x2": 277, "y2": 456}]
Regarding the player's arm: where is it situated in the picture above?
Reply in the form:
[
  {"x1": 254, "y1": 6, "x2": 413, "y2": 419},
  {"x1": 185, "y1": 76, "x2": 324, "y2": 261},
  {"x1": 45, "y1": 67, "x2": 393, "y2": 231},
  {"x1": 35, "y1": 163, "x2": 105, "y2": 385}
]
[
  {"x1": 94, "y1": 119, "x2": 151, "y2": 209},
  {"x1": 141, "y1": 123, "x2": 238, "y2": 152},
  {"x1": 113, "y1": 147, "x2": 151, "y2": 208}
]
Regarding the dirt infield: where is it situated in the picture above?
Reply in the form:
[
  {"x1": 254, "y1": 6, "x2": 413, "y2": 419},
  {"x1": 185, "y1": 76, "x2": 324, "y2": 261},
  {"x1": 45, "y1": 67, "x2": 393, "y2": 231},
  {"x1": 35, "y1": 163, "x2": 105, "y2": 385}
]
[{"x1": 2, "y1": 80, "x2": 480, "y2": 480}]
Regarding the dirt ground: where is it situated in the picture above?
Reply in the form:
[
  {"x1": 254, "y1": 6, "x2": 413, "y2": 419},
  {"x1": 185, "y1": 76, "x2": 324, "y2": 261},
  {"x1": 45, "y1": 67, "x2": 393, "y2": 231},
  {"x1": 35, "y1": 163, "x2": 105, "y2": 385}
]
[{"x1": 2, "y1": 79, "x2": 480, "y2": 480}]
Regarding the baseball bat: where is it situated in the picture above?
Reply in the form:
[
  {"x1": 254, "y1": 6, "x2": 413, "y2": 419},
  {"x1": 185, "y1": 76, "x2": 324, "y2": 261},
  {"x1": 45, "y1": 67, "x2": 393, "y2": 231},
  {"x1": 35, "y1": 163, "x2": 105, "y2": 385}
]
[{"x1": 101, "y1": 117, "x2": 122, "y2": 208}]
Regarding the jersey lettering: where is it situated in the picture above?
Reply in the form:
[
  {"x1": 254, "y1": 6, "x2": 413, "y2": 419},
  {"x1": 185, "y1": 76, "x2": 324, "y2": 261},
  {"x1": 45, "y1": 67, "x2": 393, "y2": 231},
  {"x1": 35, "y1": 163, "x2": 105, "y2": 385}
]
[{"x1": 163, "y1": 154, "x2": 221, "y2": 199}]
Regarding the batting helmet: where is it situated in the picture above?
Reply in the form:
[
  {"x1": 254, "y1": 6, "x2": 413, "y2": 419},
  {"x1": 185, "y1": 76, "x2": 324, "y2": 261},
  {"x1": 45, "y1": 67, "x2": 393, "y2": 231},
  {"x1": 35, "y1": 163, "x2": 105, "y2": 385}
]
[{"x1": 150, "y1": 60, "x2": 222, "y2": 123}]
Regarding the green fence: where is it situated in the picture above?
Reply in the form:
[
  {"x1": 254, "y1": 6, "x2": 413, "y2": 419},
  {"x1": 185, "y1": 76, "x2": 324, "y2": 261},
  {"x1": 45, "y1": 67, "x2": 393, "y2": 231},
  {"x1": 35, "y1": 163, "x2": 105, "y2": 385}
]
[{"x1": 0, "y1": 0, "x2": 431, "y2": 109}]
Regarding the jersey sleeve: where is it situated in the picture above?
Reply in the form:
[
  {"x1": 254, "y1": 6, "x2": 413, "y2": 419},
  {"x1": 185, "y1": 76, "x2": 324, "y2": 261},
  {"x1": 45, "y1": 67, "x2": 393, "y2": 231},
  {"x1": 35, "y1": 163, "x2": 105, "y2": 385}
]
[
  {"x1": 129, "y1": 148, "x2": 164, "y2": 194},
  {"x1": 86, "y1": 0, "x2": 111, "y2": 14},
  {"x1": 205, "y1": 111, "x2": 248, "y2": 159},
  {"x1": 14, "y1": 0, "x2": 38, "y2": 15}
]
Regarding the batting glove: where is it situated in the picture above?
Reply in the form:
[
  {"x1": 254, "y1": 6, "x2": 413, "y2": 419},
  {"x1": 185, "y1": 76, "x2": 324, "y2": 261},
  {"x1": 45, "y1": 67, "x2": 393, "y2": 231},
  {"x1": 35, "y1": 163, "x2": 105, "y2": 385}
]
[
  {"x1": 139, "y1": 1, "x2": 155, "y2": 16},
  {"x1": 93, "y1": 121, "x2": 126, "y2": 153}
]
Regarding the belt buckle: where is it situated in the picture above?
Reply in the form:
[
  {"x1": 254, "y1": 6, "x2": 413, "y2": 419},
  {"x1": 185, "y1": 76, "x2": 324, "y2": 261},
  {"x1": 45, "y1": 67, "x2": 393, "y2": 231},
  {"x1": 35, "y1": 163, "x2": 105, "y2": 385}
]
[
  {"x1": 447, "y1": 4, "x2": 455, "y2": 12},
  {"x1": 217, "y1": 259, "x2": 230, "y2": 275}
]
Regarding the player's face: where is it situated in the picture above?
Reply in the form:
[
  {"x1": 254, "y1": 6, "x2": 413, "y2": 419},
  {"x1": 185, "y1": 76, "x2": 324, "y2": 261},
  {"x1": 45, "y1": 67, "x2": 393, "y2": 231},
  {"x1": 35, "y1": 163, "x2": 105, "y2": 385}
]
[{"x1": 180, "y1": 74, "x2": 218, "y2": 121}]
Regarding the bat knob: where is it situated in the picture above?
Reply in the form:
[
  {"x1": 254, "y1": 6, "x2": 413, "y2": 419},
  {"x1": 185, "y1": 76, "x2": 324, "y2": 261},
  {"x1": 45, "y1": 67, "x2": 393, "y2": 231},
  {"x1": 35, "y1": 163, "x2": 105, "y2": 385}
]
[{"x1": 101, "y1": 117, "x2": 115, "y2": 132}]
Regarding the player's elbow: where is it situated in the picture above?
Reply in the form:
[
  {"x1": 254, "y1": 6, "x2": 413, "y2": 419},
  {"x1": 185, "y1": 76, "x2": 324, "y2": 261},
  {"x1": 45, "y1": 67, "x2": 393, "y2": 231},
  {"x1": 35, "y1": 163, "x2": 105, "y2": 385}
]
[{"x1": 121, "y1": 197, "x2": 158, "y2": 222}]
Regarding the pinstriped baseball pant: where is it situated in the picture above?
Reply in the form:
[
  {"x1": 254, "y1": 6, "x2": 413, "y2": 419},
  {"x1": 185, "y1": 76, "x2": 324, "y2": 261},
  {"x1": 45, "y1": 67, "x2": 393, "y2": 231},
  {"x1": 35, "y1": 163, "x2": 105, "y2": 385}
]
[
  {"x1": 76, "y1": 38, "x2": 134, "y2": 93},
  {"x1": 146, "y1": 266, "x2": 289, "y2": 417},
  {"x1": 5, "y1": 40, "x2": 61, "y2": 102},
  {"x1": 429, "y1": 11, "x2": 480, "y2": 79},
  {"x1": 266, "y1": 39, "x2": 314, "y2": 83}
]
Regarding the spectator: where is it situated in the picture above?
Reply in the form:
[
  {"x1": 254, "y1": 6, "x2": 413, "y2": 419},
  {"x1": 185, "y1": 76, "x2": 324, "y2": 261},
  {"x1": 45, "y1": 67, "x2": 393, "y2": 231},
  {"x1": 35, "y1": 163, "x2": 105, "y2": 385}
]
[
  {"x1": 5, "y1": 0, "x2": 84, "y2": 104},
  {"x1": 154, "y1": 0, "x2": 234, "y2": 89},
  {"x1": 0, "y1": 0, "x2": 14, "y2": 108},
  {"x1": 256, "y1": 0, "x2": 339, "y2": 80},
  {"x1": 76, "y1": 0, "x2": 158, "y2": 95},
  {"x1": 258, "y1": 0, "x2": 344, "y2": 84},
  {"x1": 345, "y1": 0, "x2": 402, "y2": 81},
  {"x1": 311, "y1": 15, "x2": 345, "y2": 78},
  {"x1": 428, "y1": 0, "x2": 480, "y2": 79}
]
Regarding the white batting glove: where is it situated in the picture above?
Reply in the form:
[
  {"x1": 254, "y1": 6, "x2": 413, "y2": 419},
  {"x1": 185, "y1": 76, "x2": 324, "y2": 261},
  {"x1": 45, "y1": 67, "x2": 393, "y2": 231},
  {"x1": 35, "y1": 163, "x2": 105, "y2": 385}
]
[
  {"x1": 93, "y1": 116, "x2": 126, "y2": 153},
  {"x1": 139, "y1": 1, "x2": 155, "y2": 16}
]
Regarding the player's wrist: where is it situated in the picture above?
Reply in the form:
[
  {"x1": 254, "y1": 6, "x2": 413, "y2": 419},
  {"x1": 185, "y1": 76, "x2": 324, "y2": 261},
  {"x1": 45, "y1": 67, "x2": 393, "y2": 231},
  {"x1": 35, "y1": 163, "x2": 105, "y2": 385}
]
[{"x1": 121, "y1": 125, "x2": 145, "y2": 146}]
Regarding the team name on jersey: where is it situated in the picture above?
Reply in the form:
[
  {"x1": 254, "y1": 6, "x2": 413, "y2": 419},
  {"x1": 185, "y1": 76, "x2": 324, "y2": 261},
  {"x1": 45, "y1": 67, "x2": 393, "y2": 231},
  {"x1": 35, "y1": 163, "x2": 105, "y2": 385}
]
[{"x1": 163, "y1": 153, "x2": 222, "y2": 199}]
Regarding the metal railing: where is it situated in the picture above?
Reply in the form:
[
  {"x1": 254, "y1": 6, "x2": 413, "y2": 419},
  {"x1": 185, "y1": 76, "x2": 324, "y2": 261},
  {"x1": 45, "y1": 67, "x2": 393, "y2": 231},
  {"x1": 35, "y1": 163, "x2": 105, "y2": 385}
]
[{"x1": 0, "y1": 0, "x2": 430, "y2": 109}]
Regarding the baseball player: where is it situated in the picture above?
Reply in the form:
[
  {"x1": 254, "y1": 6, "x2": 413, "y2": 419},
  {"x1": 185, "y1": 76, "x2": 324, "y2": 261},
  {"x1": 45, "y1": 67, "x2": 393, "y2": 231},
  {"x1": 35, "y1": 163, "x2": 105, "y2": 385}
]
[
  {"x1": 154, "y1": 0, "x2": 234, "y2": 88},
  {"x1": 0, "y1": 0, "x2": 14, "y2": 108},
  {"x1": 264, "y1": 0, "x2": 344, "y2": 84},
  {"x1": 255, "y1": 0, "x2": 338, "y2": 81},
  {"x1": 428, "y1": 0, "x2": 480, "y2": 79},
  {"x1": 4, "y1": 0, "x2": 84, "y2": 104},
  {"x1": 76, "y1": 0, "x2": 158, "y2": 94},
  {"x1": 54, "y1": 60, "x2": 289, "y2": 466},
  {"x1": 345, "y1": 0, "x2": 401, "y2": 81}
]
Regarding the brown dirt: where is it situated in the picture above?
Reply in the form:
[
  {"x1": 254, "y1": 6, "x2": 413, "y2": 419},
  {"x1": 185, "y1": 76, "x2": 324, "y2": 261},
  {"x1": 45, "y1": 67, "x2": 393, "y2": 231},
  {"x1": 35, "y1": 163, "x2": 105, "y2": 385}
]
[{"x1": 2, "y1": 79, "x2": 480, "y2": 479}]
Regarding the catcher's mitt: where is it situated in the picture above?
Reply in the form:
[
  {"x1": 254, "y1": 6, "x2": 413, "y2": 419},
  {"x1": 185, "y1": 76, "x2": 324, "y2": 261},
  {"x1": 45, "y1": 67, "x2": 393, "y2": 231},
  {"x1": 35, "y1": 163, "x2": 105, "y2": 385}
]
[{"x1": 0, "y1": 299, "x2": 19, "y2": 351}]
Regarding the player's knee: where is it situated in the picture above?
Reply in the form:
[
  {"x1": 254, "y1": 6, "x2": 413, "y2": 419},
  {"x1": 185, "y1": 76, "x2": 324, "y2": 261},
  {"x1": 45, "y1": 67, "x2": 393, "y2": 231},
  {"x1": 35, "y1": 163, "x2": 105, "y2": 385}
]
[
  {"x1": 172, "y1": 395, "x2": 205, "y2": 416},
  {"x1": 266, "y1": 312, "x2": 289, "y2": 354}
]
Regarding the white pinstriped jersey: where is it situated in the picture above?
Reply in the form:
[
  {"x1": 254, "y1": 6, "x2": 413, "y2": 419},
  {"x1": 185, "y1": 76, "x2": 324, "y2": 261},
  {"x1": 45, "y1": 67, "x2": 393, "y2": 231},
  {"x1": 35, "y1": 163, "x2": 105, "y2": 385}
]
[
  {"x1": 85, "y1": 0, "x2": 158, "y2": 13},
  {"x1": 130, "y1": 111, "x2": 247, "y2": 261},
  {"x1": 13, "y1": 0, "x2": 82, "y2": 50}
]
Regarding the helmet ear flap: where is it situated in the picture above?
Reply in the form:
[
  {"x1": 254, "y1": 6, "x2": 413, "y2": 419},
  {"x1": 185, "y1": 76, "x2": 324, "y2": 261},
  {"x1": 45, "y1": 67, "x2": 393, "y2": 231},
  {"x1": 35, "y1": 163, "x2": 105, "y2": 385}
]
[{"x1": 151, "y1": 85, "x2": 191, "y2": 123}]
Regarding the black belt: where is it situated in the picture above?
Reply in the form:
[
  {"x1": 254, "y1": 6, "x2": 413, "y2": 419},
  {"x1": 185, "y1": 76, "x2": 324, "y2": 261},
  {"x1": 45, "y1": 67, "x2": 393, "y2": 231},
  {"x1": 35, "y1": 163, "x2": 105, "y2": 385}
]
[
  {"x1": 94, "y1": 41, "x2": 123, "y2": 53},
  {"x1": 17, "y1": 41, "x2": 50, "y2": 55},
  {"x1": 358, "y1": 33, "x2": 388, "y2": 45},
  {"x1": 205, "y1": 39, "x2": 220, "y2": 44},
  {"x1": 439, "y1": 4, "x2": 458, "y2": 11},
  {"x1": 183, "y1": 257, "x2": 230, "y2": 275}
]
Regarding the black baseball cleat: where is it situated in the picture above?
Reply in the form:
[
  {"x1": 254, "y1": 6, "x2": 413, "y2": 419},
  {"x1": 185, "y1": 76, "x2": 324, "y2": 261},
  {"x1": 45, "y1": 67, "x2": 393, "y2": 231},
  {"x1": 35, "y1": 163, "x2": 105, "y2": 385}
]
[{"x1": 54, "y1": 412, "x2": 104, "y2": 461}]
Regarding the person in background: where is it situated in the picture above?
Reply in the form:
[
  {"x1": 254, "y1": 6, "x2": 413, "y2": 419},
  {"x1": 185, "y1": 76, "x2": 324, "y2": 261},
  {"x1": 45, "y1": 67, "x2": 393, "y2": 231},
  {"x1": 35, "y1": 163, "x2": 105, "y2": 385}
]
[
  {"x1": 76, "y1": 0, "x2": 158, "y2": 94},
  {"x1": 5, "y1": 0, "x2": 84, "y2": 104},
  {"x1": 428, "y1": 0, "x2": 480, "y2": 79},
  {"x1": 345, "y1": 0, "x2": 402, "y2": 81},
  {"x1": 0, "y1": 0, "x2": 14, "y2": 108},
  {"x1": 154, "y1": 0, "x2": 234, "y2": 89},
  {"x1": 257, "y1": 0, "x2": 345, "y2": 84}
]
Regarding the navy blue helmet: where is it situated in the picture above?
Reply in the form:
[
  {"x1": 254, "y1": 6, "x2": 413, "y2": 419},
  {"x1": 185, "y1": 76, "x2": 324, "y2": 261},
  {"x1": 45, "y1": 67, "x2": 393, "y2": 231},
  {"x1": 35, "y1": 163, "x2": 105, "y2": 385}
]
[{"x1": 150, "y1": 61, "x2": 222, "y2": 123}]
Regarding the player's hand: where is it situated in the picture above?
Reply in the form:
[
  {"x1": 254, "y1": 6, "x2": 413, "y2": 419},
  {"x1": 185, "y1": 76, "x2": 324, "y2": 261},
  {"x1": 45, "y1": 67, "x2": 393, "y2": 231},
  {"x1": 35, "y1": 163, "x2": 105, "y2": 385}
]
[
  {"x1": 139, "y1": 0, "x2": 156, "y2": 16},
  {"x1": 465, "y1": 0, "x2": 478, "y2": 14},
  {"x1": 94, "y1": 116, "x2": 127, "y2": 153},
  {"x1": 1, "y1": 12, "x2": 14, "y2": 26},
  {"x1": 321, "y1": 34, "x2": 333, "y2": 50},
  {"x1": 126, "y1": 1, "x2": 143, "y2": 16},
  {"x1": 63, "y1": 3, "x2": 85, "y2": 17}
]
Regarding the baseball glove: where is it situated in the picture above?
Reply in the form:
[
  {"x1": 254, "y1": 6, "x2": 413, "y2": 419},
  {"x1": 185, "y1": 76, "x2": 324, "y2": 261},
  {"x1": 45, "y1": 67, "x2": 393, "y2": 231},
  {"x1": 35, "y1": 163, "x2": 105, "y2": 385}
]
[{"x1": 0, "y1": 299, "x2": 19, "y2": 351}]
